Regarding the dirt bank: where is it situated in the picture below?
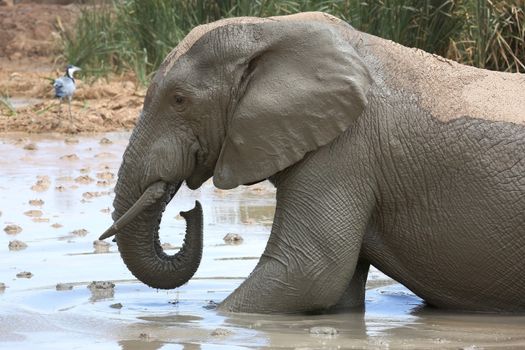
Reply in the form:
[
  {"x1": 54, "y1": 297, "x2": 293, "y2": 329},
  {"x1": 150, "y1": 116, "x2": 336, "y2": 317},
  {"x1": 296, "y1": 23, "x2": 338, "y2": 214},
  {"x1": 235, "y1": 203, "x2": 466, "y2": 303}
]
[{"x1": 0, "y1": 2, "x2": 144, "y2": 133}]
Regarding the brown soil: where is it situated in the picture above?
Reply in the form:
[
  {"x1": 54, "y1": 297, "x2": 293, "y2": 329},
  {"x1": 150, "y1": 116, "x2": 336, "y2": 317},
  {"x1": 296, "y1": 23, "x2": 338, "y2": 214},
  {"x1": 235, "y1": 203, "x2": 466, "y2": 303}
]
[{"x1": 0, "y1": 2, "x2": 143, "y2": 133}]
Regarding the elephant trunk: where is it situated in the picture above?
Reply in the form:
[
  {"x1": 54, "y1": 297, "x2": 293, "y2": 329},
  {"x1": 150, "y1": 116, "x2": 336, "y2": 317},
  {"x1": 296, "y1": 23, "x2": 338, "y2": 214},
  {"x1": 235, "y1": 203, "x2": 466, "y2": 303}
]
[{"x1": 103, "y1": 169, "x2": 203, "y2": 289}]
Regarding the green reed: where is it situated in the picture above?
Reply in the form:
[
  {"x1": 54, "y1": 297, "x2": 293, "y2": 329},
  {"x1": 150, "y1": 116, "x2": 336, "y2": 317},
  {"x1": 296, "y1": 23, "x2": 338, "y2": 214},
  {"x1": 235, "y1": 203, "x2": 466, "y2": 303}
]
[{"x1": 57, "y1": 0, "x2": 525, "y2": 83}]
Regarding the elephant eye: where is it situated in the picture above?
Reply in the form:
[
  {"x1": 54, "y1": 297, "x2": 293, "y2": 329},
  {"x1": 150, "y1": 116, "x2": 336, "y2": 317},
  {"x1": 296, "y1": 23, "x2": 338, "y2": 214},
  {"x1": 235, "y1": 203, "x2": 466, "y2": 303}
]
[{"x1": 174, "y1": 95, "x2": 185, "y2": 105}]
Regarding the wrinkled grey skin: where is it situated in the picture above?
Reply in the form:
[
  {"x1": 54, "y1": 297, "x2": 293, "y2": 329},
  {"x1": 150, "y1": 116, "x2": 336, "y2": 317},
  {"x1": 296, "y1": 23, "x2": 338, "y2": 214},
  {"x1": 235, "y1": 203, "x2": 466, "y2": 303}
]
[{"x1": 105, "y1": 12, "x2": 525, "y2": 314}]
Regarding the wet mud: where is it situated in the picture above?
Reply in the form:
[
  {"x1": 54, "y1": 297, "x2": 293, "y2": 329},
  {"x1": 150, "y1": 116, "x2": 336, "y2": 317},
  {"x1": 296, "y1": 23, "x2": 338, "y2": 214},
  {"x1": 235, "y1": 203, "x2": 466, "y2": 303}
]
[{"x1": 1, "y1": 132, "x2": 525, "y2": 349}]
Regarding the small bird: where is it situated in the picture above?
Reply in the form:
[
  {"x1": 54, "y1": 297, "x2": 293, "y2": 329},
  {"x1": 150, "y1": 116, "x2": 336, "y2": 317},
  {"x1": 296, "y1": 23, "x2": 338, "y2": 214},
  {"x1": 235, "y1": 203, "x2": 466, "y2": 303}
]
[{"x1": 54, "y1": 64, "x2": 81, "y2": 124}]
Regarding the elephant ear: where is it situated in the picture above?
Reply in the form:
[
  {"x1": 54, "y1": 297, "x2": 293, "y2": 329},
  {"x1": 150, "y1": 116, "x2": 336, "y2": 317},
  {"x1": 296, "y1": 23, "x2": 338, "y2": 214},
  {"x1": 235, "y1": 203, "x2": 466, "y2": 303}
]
[{"x1": 213, "y1": 20, "x2": 372, "y2": 189}]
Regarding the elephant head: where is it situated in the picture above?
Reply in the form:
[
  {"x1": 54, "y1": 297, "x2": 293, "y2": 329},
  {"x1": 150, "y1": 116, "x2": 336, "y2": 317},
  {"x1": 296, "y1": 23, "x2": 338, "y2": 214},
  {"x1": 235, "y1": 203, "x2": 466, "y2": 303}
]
[{"x1": 100, "y1": 13, "x2": 372, "y2": 290}]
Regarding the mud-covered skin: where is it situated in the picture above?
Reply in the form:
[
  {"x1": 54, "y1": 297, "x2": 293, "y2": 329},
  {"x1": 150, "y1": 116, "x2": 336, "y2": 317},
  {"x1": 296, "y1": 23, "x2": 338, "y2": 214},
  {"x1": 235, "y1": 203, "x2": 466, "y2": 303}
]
[
  {"x1": 362, "y1": 92, "x2": 525, "y2": 312},
  {"x1": 108, "y1": 12, "x2": 525, "y2": 314}
]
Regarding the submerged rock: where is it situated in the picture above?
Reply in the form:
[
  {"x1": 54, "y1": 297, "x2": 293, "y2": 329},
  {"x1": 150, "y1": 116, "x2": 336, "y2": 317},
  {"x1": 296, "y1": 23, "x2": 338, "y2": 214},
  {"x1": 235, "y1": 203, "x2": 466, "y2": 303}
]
[
  {"x1": 82, "y1": 191, "x2": 111, "y2": 199},
  {"x1": 110, "y1": 303, "x2": 123, "y2": 309},
  {"x1": 64, "y1": 137, "x2": 79, "y2": 144},
  {"x1": 93, "y1": 239, "x2": 110, "y2": 253},
  {"x1": 4, "y1": 224, "x2": 22, "y2": 235},
  {"x1": 75, "y1": 175, "x2": 94, "y2": 184},
  {"x1": 88, "y1": 281, "x2": 115, "y2": 301},
  {"x1": 56, "y1": 283, "x2": 74, "y2": 291},
  {"x1": 8, "y1": 240, "x2": 27, "y2": 251},
  {"x1": 99, "y1": 137, "x2": 113, "y2": 145},
  {"x1": 24, "y1": 209, "x2": 43, "y2": 217},
  {"x1": 32, "y1": 217, "x2": 50, "y2": 223},
  {"x1": 309, "y1": 326, "x2": 339, "y2": 337},
  {"x1": 139, "y1": 333, "x2": 151, "y2": 341},
  {"x1": 94, "y1": 152, "x2": 115, "y2": 158},
  {"x1": 88, "y1": 281, "x2": 115, "y2": 290},
  {"x1": 31, "y1": 176, "x2": 50, "y2": 192},
  {"x1": 55, "y1": 176, "x2": 74, "y2": 182},
  {"x1": 60, "y1": 154, "x2": 79, "y2": 161},
  {"x1": 223, "y1": 233, "x2": 244, "y2": 245},
  {"x1": 16, "y1": 271, "x2": 33, "y2": 279},
  {"x1": 29, "y1": 199, "x2": 44, "y2": 206},
  {"x1": 23, "y1": 142, "x2": 38, "y2": 150},
  {"x1": 211, "y1": 328, "x2": 232, "y2": 336},
  {"x1": 96, "y1": 171, "x2": 115, "y2": 180},
  {"x1": 70, "y1": 229, "x2": 88, "y2": 237},
  {"x1": 161, "y1": 242, "x2": 179, "y2": 250}
]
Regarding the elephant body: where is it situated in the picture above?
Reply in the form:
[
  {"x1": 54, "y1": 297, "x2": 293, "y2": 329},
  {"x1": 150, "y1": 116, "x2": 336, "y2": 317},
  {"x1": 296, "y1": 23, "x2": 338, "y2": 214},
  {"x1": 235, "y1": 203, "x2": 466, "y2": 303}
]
[{"x1": 101, "y1": 12, "x2": 525, "y2": 314}]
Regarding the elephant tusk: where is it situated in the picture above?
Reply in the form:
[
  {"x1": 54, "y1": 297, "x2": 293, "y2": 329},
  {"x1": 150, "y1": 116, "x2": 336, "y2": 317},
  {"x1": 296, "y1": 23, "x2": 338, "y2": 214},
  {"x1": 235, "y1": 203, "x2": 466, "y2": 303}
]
[{"x1": 99, "y1": 181, "x2": 169, "y2": 240}]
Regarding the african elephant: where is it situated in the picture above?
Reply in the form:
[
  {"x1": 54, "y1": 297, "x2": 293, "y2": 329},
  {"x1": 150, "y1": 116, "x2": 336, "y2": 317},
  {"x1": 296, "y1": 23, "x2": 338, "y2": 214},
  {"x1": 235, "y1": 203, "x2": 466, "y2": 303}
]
[{"x1": 100, "y1": 12, "x2": 525, "y2": 314}]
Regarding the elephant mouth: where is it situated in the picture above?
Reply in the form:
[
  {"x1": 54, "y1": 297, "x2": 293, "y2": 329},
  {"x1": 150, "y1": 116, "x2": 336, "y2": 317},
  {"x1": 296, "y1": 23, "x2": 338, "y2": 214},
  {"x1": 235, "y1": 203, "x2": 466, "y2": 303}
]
[{"x1": 99, "y1": 180, "x2": 181, "y2": 241}]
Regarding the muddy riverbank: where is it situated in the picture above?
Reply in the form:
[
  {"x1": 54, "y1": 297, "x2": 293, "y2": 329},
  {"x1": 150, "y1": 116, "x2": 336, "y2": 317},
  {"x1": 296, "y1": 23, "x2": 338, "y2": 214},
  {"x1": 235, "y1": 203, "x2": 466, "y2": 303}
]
[{"x1": 0, "y1": 3, "x2": 144, "y2": 134}]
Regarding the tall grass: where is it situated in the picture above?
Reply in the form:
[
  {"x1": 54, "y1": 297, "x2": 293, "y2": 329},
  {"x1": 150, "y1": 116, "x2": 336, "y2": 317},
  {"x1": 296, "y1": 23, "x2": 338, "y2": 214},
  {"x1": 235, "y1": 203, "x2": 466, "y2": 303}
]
[
  {"x1": 449, "y1": 0, "x2": 525, "y2": 72},
  {"x1": 58, "y1": 0, "x2": 525, "y2": 83}
]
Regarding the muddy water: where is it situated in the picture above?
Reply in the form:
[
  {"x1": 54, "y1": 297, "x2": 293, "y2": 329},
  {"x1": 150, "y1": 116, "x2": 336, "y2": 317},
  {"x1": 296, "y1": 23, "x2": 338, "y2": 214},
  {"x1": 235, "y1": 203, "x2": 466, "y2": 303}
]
[{"x1": 0, "y1": 132, "x2": 524, "y2": 349}]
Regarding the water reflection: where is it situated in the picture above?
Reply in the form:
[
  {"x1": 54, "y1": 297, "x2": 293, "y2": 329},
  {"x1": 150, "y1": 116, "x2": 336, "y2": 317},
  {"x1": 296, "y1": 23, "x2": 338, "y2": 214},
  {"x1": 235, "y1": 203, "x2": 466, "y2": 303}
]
[
  {"x1": 118, "y1": 340, "x2": 167, "y2": 350},
  {"x1": 209, "y1": 201, "x2": 275, "y2": 227}
]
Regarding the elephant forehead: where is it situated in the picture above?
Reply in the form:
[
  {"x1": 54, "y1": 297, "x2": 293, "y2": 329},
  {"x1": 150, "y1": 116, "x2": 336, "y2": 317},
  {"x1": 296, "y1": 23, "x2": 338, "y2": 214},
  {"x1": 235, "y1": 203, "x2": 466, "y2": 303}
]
[
  {"x1": 162, "y1": 17, "x2": 272, "y2": 75},
  {"x1": 161, "y1": 12, "x2": 349, "y2": 76}
]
